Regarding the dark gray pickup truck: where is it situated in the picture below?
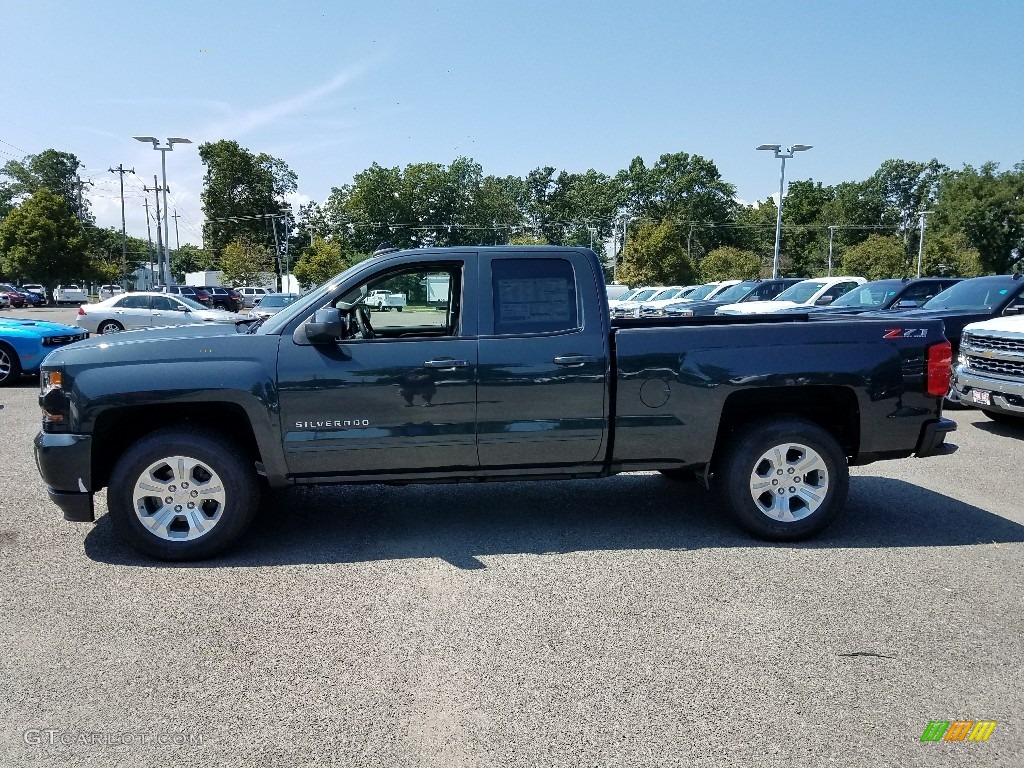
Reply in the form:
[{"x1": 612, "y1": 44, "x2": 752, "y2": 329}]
[{"x1": 35, "y1": 247, "x2": 956, "y2": 560}]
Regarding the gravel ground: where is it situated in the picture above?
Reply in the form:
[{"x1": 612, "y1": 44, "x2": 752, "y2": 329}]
[{"x1": 1, "y1": 309, "x2": 1022, "y2": 766}]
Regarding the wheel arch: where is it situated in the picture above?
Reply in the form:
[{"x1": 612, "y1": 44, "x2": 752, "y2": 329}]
[
  {"x1": 714, "y1": 385, "x2": 860, "y2": 467},
  {"x1": 91, "y1": 402, "x2": 264, "y2": 491}
]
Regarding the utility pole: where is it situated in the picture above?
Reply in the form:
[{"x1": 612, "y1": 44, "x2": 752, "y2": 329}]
[
  {"x1": 143, "y1": 198, "x2": 154, "y2": 289},
  {"x1": 827, "y1": 226, "x2": 837, "y2": 277},
  {"x1": 270, "y1": 213, "x2": 283, "y2": 292},
  {"x1": 172, "y1": 209, "x2": 181, "y2": 250},
  {"x1": 283, "y1": 214, "x2": 291, "y2": 293},
  {"x1": 108, "y1": 165, "x2": 135, "y2": 288},
  {"x1": 72, "y1": 175, "x2": 94, "y2": 220},
  {"x1": 143, "y1": 176, "x2": 166, "y2": 286}
]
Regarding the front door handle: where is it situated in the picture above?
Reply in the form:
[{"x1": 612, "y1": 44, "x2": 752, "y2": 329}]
[
  {"x1": 423, "y1": 359, "x2": 469, "y2": 369},
  {"x1": 553, "y1": 355, "x2": 599, "y2": 366}
]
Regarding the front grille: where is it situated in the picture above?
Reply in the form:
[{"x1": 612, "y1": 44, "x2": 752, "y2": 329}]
[
  {"x1": 966, "y1": 355, "x2": 1024, "y2": 377},
  {"x1": 42, "y1": 333, "x2": 88, "y2": 347},
  {"x1": 963, "y1": 332, "x2": 1024, "y2": 354}
]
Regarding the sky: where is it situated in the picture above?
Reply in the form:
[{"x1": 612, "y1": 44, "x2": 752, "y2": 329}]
[{"x1": 2, "y1": 0, "x2": 1022, "y2": 248}]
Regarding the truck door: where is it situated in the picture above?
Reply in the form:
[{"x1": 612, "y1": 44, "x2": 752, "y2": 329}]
[
  {"x1": 476, "y1": 251, "x2": 609, "y2": 471},
  {"x1": 277, "y1": 258, "x2": 479, "y2": 478}
]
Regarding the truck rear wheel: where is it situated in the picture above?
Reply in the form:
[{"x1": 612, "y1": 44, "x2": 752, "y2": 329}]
[
  {"x1": 107, "y1": 427, "x2": 260, "y2": 560},
  {"x1": 716, "y1": 418, "x2": 848, "y2": 541}
]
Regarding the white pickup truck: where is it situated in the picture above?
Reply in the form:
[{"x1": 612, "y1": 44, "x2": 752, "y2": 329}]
[
  {"x1": 53, "y1": 285, "x2": 89, "y2": 305},
  {"x1": 364, "y1": 289, "x2": 406, "y2": 312}
]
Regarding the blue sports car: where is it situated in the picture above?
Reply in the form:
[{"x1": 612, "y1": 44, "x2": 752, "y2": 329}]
[{"x1": 0, "y1": 318, "x2": 89, "y2": 385}]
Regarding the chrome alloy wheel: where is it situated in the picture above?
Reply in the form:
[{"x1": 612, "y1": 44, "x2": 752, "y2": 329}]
[
  {"x1": 132, "y1": 455, "x2": 227, "y2": 541},
  {"x1": 748, "y1": 442, "x2": 829, "y2": 522},
  {"x1": 0, "y1": 348, "x2": 12, "y2": 380}
]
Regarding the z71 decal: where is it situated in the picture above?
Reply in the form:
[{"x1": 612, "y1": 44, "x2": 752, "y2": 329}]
[{"x1": 883, "y1": 328, "x2": 929, "y2": 339}]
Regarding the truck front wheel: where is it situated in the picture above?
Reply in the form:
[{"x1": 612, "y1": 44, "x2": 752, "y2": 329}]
[
  {"x1": 716, "y1": 418, "x2": 848, "y2": 541},
  {"x1": 107, "y1": 427, "x2": 260, "y2": 560}
]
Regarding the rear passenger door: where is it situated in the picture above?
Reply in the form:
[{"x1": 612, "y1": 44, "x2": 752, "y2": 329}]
[{"x1": 476, "y1": 251, "x2": 609, "y2": 472}]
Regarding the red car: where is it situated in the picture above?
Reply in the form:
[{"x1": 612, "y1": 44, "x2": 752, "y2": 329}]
[{"x1": 0, "y1": 284, "x2": 27, "y2": 308}]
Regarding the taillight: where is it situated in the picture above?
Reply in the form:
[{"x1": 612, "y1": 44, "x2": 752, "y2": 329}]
[
  {"x1": 77, "y1": 306, "x2": 86, "y2": 316},
  {"x1": 926, "y1": 340, "x2": 952, "y2": 397}
]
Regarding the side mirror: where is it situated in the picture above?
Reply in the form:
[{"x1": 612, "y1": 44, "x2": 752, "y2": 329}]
[
  {"x1": 814, "y1": 295, "x2": 835, "y2": 306},
  {"x1": 306, "y1": 307, "x2": 344, "y2": 343}
]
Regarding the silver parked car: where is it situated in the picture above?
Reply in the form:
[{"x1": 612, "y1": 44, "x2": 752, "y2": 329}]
[
  {"x1": 247, "y1": 293, "x2": 299, "y2": 320},
  {"x1": 76, "y1": 292, "x2": 248, "y2": 334}
]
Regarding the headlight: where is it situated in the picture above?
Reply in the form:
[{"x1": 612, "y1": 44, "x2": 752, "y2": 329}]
[
  {"x1": 676, "y1": 309, "x2": 693, "y2": 317},
  {"x1": 40, "y1": 369, "x2": 67, "y2": 424}
]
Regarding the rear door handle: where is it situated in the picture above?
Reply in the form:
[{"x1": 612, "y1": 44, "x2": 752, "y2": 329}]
[
  {"x1": 424, "y1": 359, "x2": 469, "y2": 369},
  {"x1": 554, "y1": 355, "x2": 600, "y2": 366}
]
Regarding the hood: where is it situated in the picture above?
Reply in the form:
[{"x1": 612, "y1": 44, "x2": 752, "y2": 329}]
[
  {"x1": 963, "y1": 315, "x2": 1024, "y2": 335},
  {"x1": 0, "y1": 317, "x2": 83, "y2": 334},
  {"x1": 65, "y1": 321, "x2": 244, "y2": 351},
  {"x1": 718, "y1": 300, "x2": 799, "y2": 314},
  {"x1": 857, "y1": 307, "x2": 989, "y2": 320}
]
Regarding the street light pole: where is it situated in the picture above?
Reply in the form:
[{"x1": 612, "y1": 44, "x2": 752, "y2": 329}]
[
  {"x1": 916, "y1": 210, "x2": 933, "y2": 278},
  {"x1": 757, "y1": 143, "x2": 813, "y2": 278},
  {"x1": 134, "y1": 136, "x2": 192, "y2": 285},
  {"x1": 827, "y1": 225, "x2": 837, "y2": 277}
]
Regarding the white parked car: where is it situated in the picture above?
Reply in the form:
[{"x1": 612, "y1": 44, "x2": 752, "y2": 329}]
[
  {"x1": 53, "y1": 285, "x2": 89, "y2": 305},
  {"x1": 638, "y1": 285, "x2": 702, "y2": 317},
  {"x1": 672, "y1": 280, "x2": 743, "y2": 305},
  {"x1": 716, "y1": 276, "x2": 866, "y2": 315},
  {"x1": 98, "y1": 284, "x2": 124, "y2": 300},
  {"x1": 953, "y1": 314, "x2": 1024, "y2": 423},
  {"x1": 610, "y1": 286, "x2": 664, "y2": 318},
  {"x1": 76, "y1": 292, "x2": 247, "y2": 334}
]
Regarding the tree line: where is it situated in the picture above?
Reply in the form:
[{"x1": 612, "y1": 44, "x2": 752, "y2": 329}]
[{"x1": 2, "y1": 142, "x2": 1023, "y2": 290}]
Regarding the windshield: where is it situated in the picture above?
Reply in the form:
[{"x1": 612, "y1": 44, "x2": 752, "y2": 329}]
[
  {"x1": 648, "y1": 287, "x2": 680, "y2": 302},
  {"x1": 628, "y1": 289, "x2": 658, "y2": 302},
  {"x1": 710, "y1": 281, "x2": 758, "y2": 303},
  {"x1": 614, "y1": 288, "x2": 641, "y2": 302},
  {"x1": 259, "y1": 294, "x2": 299, "y2": 308},
  {"x1": 832, "y1": 283, "x2": 899, "y2": 308},
  {"x1": 259, "y1": 260, "x2": 372, "y2": 334},
  {"x1": 177, "y1": 296, "x2": 209, "y2": 311},
  {"x1": 774, "y1": 281, "x2": 827, "y2": 303},
  {"x1": 923, "y1": 279, "x2": 1019, "y2": 310},
  {"x1": 684, "y1": 284, "x2": 722, "y2": 301}
]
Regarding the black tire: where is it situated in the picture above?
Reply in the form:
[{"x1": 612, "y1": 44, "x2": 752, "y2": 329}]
[
  {"x1": 107, "y1": 427, "x2": 261, "y2": 560},
  {"x1": 97, "y1": 320, "x2": 124, "y2": 334},
  {"x1": 982, "y1": 409, "x2": 1024, "y2": 425},
  {"x1": 397, "y1": 306, "x2": 403, "y2": 312},
  {"x1": 0, "y1": 343, "x2": 22, "y2": 386},
  {"x1": 716, "y1": 418, "x2": 849, "y2": 541}
]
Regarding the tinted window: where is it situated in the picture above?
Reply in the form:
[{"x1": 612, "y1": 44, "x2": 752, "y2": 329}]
[
  {"x1": 924, "y1": 279, "x2": 1022, "y2": 310},
  {"x1": 491, "y1": 258, "x2": 578, "y2": 335},
  {"x1": 152, "y1": 296, "x2": 177, "y2": 310}
]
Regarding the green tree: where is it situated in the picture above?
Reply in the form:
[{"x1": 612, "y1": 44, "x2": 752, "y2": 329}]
[
  {"x1": 170, "y1": 244, "x2": 217, "y2": 283},
  {"x1": 699, "y1": 247, "x2": 762, "y2": 281},
  {"x1": 0, "y1": 149, "x2": 86, "y2": 220},
  {"x1": 220, "y1": 237, "x2": 275, "y2": 287},
  {"x1": 0, "y1": 188, "x2": 89, "y2": 284},
  {"x1": 865, "y1": 159, "x2": 946, "y2": 262},
  {"x1": 921, "y1": 232, "x2": 984, "y2": 277},
  {"x1": 199, "y1": 140, "x2": 297, "y2": 259},
  {"x1": 840, "y1": 234, "x2": 907, "y2": 280},
  {"x1": 292, "y1": 236, "x2": 349, "y2": 290},
  {"x1": 617, "y1": 220, "x2": 698, "y2": 286},
  {"x1": 934, "y1": 162, "x2": 1024, "y2": 273},
  {"x1": 780, "y1": 180, "x2": 834, "y2": 276}
]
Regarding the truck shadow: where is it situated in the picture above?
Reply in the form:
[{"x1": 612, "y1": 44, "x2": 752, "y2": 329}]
[{"x1": 83, "y1": 475, "x2": 1024, "y2": 568}]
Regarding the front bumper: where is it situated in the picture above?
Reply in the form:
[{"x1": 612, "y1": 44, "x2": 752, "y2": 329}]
[
  {"x1": 954, "y1": 366, "x2": 1024, "y2": 416},
  {"x1": 34, "y1": 431, "x2": 95, "y2": 522},
  {"x1": 914, "y1": 417, "x2": 958, "y2": 458}
]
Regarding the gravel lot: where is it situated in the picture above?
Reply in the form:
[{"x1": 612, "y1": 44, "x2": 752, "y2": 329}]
[{"x1": 1, "y1": 306, "x2": 1022, "y2": 767}]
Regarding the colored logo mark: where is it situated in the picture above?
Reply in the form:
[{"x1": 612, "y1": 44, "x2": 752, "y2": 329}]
[{"x1": 920, "y1": 720, "x2": 997, "y2": 742}]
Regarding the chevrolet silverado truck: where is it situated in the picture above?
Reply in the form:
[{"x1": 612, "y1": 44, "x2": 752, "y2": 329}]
[
  {"x1": 34, "y1": 246, "x2": 956, "y2": 560},
  {"x1": 953, "y1": 315, "x2": 1024, "y2": 423}
]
